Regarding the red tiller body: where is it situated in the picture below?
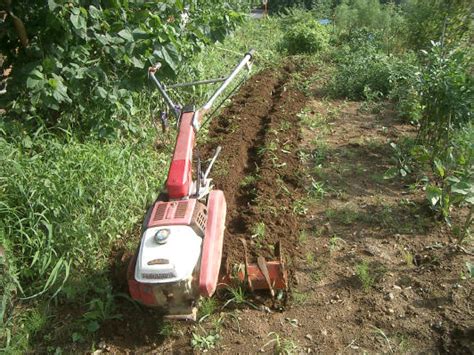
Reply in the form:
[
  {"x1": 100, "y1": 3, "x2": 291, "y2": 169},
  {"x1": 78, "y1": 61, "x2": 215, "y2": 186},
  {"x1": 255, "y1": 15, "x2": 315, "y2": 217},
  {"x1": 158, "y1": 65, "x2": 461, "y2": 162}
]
[{"x1": 166, "y1": 110, "x2": 196, "y2": 199}]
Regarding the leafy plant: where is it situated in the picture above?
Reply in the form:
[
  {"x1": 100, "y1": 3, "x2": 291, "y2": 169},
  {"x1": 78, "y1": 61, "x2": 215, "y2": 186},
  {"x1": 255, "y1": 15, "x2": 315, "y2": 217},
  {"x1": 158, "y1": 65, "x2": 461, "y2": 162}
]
[
  {"x1": 0, "y1": 0, "x2": 250, "y2": 137},
  {"x1": 159, "y1": 321, "x2": 175, "y2": 337},
  {"x1": 191, "y1": 329, "x2": 221, "y2": 351},
  {"x1": 82, "y1": 289, "x2": 122, "y2": 333},
  {"x1": 222, "y1": 286, "x2": 257, "y2": 310},
  {"x1": 198, "y1": 297, "x2": 218, "y2": 322},
  {"x1": 263, "y1": 332, "x2": 299, "y2": 354},
  {"x1": 328, "y1": 235, "x2": 344, "y2": 253},
  {"x1": 282, "y1": 20, "x2": 329, "y2": 55},
  {"x1": 251, "y1": 222, "x2": 266, "y2": 249}
]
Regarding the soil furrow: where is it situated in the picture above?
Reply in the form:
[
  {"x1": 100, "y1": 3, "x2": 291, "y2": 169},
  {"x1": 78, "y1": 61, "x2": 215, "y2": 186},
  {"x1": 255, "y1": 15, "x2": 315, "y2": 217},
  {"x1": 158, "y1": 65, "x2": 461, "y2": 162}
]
[{"x1": 203, "y1": 64, "x2": 308, "y2": 264}]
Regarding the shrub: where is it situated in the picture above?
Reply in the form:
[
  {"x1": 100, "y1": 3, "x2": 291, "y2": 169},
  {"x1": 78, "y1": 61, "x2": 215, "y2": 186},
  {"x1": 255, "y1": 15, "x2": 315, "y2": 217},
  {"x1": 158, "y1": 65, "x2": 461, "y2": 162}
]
[
  {"x1": 0, "y1": 0, "x2": 249, "y2": 138},
  {"x1": 334, "y1": 0, "x2": 405, "y2": 52},
  {"x1": 282, "y1": 20, "x2": 329, "y2": 54},
  {"x1": 402, "y1": 0, "x2": 472, "y2": 51},
  {"x1": 330, "y1": 44, "x2": 393, "y2": 99}
]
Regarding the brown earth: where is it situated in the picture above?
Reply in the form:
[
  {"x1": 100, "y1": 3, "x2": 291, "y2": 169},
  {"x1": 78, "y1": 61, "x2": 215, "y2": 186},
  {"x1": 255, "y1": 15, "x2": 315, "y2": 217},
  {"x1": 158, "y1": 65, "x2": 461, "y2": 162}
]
[{"x1": 94, "y1": 61, "x2": 472, "y2": 354}]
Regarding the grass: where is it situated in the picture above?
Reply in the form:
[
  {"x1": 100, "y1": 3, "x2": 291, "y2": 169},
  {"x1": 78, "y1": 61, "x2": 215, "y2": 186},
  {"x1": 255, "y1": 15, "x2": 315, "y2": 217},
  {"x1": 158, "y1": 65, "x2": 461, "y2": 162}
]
[
  {"x1": 292, "y1": 290, "x2": 309, "y2": 305},
  {"x1": 191, "y1": 327, "x2": 221, "y2": 351},
  {"x1": 355, "y1": 260, "x2": 375, "y2": 291},
  {"x1": 240, "y1": 174, "x2": 258, "y2": 187},
  {"x1": 198, "y1": 297, "x2": 218, "y2": 322},
  {"x1": 251, "y1": 222, "x2": 266, "y2": 249},
  {"x1": 328, "y1": 235, "x2": 345, "y2": 253},
  {"x1": 263, "y1": 332, "x2": 299, "y2": 354}
]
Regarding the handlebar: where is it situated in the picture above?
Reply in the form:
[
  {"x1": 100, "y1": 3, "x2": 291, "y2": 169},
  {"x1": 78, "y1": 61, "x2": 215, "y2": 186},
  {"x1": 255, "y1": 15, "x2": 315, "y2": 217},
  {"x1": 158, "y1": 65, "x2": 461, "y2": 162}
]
[{"x1": 148, "y1": 50, "x2": 254, "y2": 123}]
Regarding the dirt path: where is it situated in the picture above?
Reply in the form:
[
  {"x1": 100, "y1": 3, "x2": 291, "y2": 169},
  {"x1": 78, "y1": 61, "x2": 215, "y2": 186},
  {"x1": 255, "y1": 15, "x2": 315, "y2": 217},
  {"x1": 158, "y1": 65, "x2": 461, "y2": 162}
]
[{"x1": 98, "y1": 61, "x2": 472, "y2": 354}]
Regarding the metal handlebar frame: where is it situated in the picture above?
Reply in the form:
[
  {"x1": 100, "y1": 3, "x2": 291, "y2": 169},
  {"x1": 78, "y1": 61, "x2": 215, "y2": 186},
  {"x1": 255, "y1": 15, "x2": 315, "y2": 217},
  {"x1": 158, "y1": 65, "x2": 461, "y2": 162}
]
[{"x1": 148, "y1": 50, "x2": 254, "y2": 126}]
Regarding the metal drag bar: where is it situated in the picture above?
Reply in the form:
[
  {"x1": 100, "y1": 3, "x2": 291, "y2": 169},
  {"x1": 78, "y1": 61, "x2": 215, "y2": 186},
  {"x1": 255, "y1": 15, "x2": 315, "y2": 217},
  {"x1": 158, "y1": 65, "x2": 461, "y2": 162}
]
[
  {"x1": 148, "y1": 65, "x2": 181, "y2": 119},
  {"x1": 202, "y1": 49, "x2": 254, "y2": 112},
  {"x1": 167, "y1": 77, "x2": 227, "y2": 89}
]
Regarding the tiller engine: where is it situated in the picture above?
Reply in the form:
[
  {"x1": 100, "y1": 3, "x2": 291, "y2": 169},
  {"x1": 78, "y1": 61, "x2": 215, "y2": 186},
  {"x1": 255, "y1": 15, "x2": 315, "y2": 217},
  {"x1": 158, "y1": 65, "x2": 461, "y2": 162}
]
[{"x1": 127, "y1": 50, "x2": 287, "y2": 320}]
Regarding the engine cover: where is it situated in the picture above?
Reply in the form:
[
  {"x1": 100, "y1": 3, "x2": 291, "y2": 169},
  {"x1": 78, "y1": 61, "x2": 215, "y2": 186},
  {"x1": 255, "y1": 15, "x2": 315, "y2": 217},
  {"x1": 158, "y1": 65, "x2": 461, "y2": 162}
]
[
  {"x1": 128, "y1": 193, "x2": 226, "y2": 318},
  {"x1": 135, "y1": 225, "x2": 202, "y2": 283}
]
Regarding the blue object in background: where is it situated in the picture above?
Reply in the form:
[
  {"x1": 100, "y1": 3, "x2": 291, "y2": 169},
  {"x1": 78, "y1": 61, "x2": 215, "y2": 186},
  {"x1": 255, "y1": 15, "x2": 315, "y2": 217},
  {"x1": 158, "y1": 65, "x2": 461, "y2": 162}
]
[{"x1": 318, "y1": 19, "x2": 331, "y2": 25}]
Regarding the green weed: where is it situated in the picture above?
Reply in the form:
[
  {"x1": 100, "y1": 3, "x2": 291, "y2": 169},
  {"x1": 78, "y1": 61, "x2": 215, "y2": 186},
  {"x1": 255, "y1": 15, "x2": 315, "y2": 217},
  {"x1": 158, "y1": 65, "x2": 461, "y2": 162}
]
[
  {"x1": 222, "y1": 286, "x2": 257, "y2": 310},
  {"x1": 305, "y1": 252, "x2": 316, "y2": 265},
  {"x1": 292, "y1": 199, "x2": 309, "y2": 216},
  {"x1": 240, "y1": 174, "x2": 258, "y2": 187},
  {"x1": 292, "y1": 291, "x2": 309, "y2": 305},
  {"x1": 329, "y1": 235, "x2": 345, "y2": 253},
  {"x1": 251, "y1": 222, "x2": 266, "y2": 249},
  {"x1": 281, "y1": 20, "x2": 329, "y2": 55},
  {"x1": 298, "y1": 230, "x2": 308, "y2": 244},
  {"x1": 191, "y1": 328, "x2": 221, "y2": 351},
  {"x1": 263, "y1": 332, "x2": 299, "y2": 354},
  {"x1": 355, "y1": 260, "x2": 375, "y2": 291},
  {"x1": 159, "y1": 322, "x2": 175, "y2": 337},
  {"x1": 198, "y1": 298, "x2": 218, "y2": 322},
  {"x1": 401, "y1": 249, "x2": 414, "y2": 268}
]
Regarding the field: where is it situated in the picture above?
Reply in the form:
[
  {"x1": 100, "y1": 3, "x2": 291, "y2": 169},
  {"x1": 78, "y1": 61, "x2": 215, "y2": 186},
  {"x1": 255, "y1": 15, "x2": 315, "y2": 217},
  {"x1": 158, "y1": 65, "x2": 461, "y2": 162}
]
[
  {"x1": 1, "y1": 1, "x2": 473, "y2": 353},
  {"x1": 91, "y1": 59, "x2": 472, "y2": 354}
]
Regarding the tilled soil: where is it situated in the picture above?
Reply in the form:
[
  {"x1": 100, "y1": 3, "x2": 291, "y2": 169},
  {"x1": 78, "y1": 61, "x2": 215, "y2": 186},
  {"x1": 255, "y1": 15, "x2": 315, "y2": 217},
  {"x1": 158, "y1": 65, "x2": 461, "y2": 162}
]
[
  {"x1": 95, "y1": 62, "x2": 472, "y2": 354},
  {"x1": 202, "y1": 64, "x2": 307, "y2": 265}
]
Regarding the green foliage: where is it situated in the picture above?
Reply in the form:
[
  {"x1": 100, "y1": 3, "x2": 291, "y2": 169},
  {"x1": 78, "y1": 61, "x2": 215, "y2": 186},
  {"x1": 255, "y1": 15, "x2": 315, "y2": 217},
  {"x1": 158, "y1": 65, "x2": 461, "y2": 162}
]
[
  {"x1": 334, "y1": 0, "x2": 405, "y2": 51},
  {"x1": 191, "y1": 330, "x2": 220, "y2": 350},
  {"x1": 404, "y1": 44, "x2": 473, "y2": 230},
  {"x1": 81, "y1": 287, "x2": 122, "y2": 334},
  {"x1": 198, "y1": 297, "x2": 218, "y2": 321},
  {"x1": 282, "y1": 20, "x2": 329, "y2": 54},
  {"x1": 0, "y1": 133, "x2": 165, "y2": 300},
  {"x1": 0, "y1": 0, "x2": 250, "y2": 137},
  {"x1": 355, "y1": 260, "x2": 375, "y2": 291},
  {"x1": 402, "y1": 0, "x2": 473, "y2": 51},
  {"x1": 330, "y1": 33, "x2": 407, "y2": 100},
  {"x1": 264, "y1": 332, "x2": 299, "y2": 354},
  {"x1": 417, "y1": 44, "x2": 473, "y2": 149},
  {"x1": 270, "y1": 0, "x2": 337, "y2": 17}
]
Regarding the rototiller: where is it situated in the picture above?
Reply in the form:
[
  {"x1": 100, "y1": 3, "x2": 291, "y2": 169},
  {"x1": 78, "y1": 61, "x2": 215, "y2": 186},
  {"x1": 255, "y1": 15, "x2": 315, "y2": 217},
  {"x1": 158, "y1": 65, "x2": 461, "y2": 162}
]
[{"x1": 127, "y1": 50, "x2": 287, "y2": 320}]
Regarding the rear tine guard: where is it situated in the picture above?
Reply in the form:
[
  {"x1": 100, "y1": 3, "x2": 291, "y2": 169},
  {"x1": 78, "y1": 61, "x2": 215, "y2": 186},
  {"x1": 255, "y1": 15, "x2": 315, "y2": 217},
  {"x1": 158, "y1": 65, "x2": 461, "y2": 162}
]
[{"x1": 199, "y1": 190, "x2": 227, "y2": 297}]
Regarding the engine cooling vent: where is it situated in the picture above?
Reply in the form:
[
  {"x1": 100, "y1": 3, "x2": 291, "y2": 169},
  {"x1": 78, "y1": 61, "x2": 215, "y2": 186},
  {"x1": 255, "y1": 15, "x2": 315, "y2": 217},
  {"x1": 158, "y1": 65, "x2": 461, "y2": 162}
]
[
  {"x1": 191, "y1": 203, "x2": 207, "y2": 237},
  {"x1": 147, "y1": 199, "x2": 203, "y2": 229},
  {"x1": 152, "y1": 203, "x2": 167, "y2": 222},
  {"x1": 175, "y1": 201, "x2": 188, "y2": 218}
]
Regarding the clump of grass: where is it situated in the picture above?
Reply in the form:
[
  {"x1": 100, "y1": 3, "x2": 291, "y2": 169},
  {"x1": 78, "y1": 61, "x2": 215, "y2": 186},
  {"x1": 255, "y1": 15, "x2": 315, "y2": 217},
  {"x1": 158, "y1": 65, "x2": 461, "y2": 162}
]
[
  {"x1": 222, "y1": 286, "x2": 257, "y2": 310},
  {"x1": 191, "y1": 328, "x2": 221, "y2": 351},
  {"x1": 329, "y1": 235, "x2": 345, "y2": 253},
  {"x1": 198, "y1": 297, "x2": 218, "y2": 322},
  {"x1": 240, "y1": 174, "x2": 257, "y2": 187},
  {"x1": 251, "y1": 222, "x2": 266, "y2": 249},
  {"x1": 292, "y1": 290, "x2": 309, "y2": 305},
  {"x1": 355, "y1": 260, "x2": 375, "y2": 291},
  {"x1": 263, "y1": 332, "x2": 299, "y2": 354},
  {"x1": 281, "y1": 20, "x2": 329, "y2": 55},
  {"x1": 298, "y1": 230, "x2": 308, "y2": 244},
  {"x1": 159, "y1": 321, "x2": 175, "y2": 337},
  {"x1": 400, "y1": 248, "x2": 414, "y2": 268}
]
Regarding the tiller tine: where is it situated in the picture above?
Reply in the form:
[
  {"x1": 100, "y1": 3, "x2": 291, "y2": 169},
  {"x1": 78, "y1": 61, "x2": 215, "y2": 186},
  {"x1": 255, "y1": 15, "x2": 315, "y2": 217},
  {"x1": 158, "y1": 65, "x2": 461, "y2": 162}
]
[{"x1": 238, "y1": 240, "x2": 288, "y2": 294}]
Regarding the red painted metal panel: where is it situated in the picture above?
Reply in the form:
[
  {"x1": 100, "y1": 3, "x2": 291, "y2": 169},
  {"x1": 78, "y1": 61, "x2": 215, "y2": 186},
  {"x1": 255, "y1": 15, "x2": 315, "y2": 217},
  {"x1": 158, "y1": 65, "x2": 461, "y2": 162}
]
[
  {"x1": 147, "y1": 200, "x2": 196, "y2": 228},
  {"x1": 166, "y1": 111, "x2": 195, "y2": 199},
  {"x1": 127, "y1": 253, "x2": 158, "y2": 306},
  {"x1": 199, "y1": 190, "x2": 226, "y2": 297}
]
